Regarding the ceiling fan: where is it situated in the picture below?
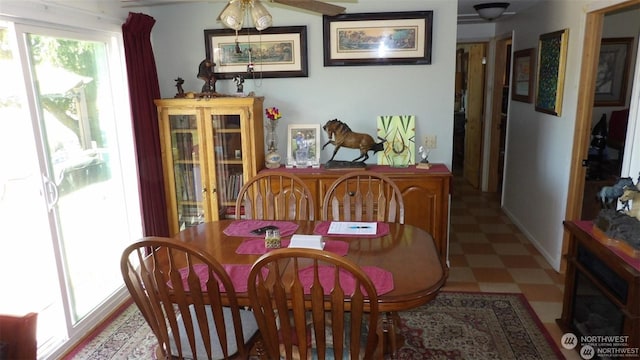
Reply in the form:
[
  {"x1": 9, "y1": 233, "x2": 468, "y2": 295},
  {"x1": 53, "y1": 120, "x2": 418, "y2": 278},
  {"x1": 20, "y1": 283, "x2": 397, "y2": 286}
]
[{"x1": 120, "y1": 0, "x2": 346, "y2": 16}]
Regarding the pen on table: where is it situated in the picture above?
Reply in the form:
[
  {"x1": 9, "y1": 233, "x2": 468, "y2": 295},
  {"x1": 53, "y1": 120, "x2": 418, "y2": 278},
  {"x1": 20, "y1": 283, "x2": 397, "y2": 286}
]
[{"x1": 349, "y1": 226, "x2": 371, "y2": 229}]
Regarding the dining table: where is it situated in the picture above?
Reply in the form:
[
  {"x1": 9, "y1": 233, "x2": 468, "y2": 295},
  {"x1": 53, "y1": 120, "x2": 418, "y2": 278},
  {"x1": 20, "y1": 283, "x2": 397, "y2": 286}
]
[{"x1": 171, "y1": 219, "x2": 448, "y2": 356}]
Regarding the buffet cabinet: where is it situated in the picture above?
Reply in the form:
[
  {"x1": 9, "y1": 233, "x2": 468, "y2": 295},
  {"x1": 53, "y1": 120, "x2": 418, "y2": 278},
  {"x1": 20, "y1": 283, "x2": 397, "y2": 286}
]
[
  {"x1": 262, "y1": 164, "x2": 452, "y2": 263},
  {"x1": 558, "y1": 221, "x2": 639, "y2": 351},
  {"x1": 156, "y1": 97, "x2": 265, "y2": 235}
]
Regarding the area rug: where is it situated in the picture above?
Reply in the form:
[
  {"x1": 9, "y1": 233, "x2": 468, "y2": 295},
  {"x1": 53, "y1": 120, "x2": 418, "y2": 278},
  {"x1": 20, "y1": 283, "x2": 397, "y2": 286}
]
[{"x1": 65, "y1": 292, "x2": 563, "y2": 359}]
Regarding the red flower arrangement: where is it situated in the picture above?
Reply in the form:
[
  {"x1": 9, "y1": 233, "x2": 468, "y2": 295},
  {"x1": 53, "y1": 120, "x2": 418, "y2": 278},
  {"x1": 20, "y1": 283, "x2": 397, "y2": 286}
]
[{"x1": 265, "y1": 107, "x2": 282, "y2": 121}]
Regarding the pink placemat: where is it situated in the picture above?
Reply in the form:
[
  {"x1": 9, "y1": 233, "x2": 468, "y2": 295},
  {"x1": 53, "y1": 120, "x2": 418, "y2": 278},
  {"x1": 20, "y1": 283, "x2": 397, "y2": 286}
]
[
  {"x1": 223, "y1": 220, "x2": 299, "y2": 237},
  {"x1": 297, "y1": 265, "x2": 394, "y2": 295},
  {"x1": 235, "y1": 238, "x2": 349, "y2": 256},
  {"x1": 169, "y1": 264, "x2": 266, "y2": 293},
  {"x1": 313, "y1": 221, "x2": 390, "y2": 238}
]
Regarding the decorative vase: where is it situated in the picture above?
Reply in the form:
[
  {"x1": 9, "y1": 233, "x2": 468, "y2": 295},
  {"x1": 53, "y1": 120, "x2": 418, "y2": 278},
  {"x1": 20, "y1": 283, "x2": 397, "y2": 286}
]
[{"x1": 265, "y1": 120, "x2": 281, "y2": 169}]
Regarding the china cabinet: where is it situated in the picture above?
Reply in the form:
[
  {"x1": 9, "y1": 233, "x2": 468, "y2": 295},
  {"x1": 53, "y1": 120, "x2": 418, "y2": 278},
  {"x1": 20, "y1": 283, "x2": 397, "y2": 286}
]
[{"x1": 156, "y1": 97, "x2": 265, "y2": 235}]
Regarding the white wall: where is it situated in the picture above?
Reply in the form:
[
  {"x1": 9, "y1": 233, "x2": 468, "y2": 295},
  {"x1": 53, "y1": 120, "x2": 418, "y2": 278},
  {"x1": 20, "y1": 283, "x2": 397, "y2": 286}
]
[
  {"x1": 494, "y1": 0, "x2": 640, "y2": 270},
  {"x1": 148, "y1": 0, "x2": 458, "y2": 166}
]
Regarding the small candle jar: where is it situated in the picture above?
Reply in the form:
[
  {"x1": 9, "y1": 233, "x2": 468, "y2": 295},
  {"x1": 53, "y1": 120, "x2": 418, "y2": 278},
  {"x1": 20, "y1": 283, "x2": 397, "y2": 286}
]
[{"x1": 264, "y1": 229, "x2": 281, "y2": 249}]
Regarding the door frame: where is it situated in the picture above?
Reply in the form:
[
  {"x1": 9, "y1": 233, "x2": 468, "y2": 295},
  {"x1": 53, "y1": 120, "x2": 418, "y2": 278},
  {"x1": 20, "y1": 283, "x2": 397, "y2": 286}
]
[
  {"x1": 488, "y1": 34, "x2": 513, "y2": 193},
  {"x1": 562, "y1": 0, "x2": 640, "y2": 271}
]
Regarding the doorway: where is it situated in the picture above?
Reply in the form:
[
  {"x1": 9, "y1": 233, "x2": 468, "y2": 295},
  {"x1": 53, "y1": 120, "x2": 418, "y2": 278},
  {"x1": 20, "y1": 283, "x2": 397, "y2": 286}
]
[
  {"x1": 563, "y1": 1, "x2": 639, "y2": 270},
  {"x1": 453, "y1": 42, "x2": 487, "y2": 188}
]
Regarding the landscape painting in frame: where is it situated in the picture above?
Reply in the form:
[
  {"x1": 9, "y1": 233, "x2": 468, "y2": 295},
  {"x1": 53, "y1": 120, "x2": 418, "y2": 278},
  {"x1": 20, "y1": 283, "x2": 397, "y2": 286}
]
[
  {"x1": 323, "y1": 11, "x2": 432, "y2": 66},
  {"x1": 377, "y1": 115, "x2": 415, "y2": 167},
  {"x1": 204, "y1": 26, "x2": 308, "y2": 79}
]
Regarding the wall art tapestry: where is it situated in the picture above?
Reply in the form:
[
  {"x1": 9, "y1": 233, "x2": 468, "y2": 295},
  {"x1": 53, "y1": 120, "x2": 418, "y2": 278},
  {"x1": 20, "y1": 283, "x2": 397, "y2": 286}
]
[
  {"x1": 535, "y1": 29, "x2": 569, "y2": 116},
  {"x1": 376, "y1": 115, "x2": 415, "y2": 167}
]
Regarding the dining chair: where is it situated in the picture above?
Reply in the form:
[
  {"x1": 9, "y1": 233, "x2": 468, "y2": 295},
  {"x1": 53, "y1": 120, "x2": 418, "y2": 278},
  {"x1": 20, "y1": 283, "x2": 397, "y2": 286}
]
[
  {"x1": 247, "y1": 248, "x2": 381, "y2": 360},
  {"x1": 321, "y1": 171, "x2": 405, "y2": 224},
  {"x1": 235, "y1": 171, "x2": 315, "y2": 221},
  {"x1": 120, "y1": 236, "x2": 260, "y2": 360}
]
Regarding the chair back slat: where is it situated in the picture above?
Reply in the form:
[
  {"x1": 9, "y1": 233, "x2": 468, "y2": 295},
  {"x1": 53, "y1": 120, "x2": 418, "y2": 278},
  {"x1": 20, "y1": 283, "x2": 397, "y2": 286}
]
[
  {"x1": 235, "y1": 172, "x2": 315, "y2": 221},
  {"x1": 322, "y1": 171, "x2": 405, "y2": 224}
]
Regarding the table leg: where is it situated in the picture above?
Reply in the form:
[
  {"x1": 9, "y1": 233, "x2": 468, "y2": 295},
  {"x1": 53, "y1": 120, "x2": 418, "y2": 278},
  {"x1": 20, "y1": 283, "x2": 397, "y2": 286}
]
[{"x1": 379, "y1": 311, "x2": 403, "y2": 359}]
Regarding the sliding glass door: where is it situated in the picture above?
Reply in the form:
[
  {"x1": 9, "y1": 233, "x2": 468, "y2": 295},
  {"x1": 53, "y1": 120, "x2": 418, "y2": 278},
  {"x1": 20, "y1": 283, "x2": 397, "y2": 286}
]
[{"x1": 0, "y1": 21, "x2": 142, "y2": 358}]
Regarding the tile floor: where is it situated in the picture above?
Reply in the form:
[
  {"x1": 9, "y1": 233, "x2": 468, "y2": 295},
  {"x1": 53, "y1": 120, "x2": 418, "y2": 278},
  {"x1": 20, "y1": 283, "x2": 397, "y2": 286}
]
[{"x1": 443, "y1": 173, "x2": 580, "y2": 360}]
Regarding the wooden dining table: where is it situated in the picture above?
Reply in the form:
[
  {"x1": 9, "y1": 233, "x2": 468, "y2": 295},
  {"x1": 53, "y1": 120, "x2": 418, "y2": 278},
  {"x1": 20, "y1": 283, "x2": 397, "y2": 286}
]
[{"x1": 171, "y1": 219, "x2": 448, "y2": 356}]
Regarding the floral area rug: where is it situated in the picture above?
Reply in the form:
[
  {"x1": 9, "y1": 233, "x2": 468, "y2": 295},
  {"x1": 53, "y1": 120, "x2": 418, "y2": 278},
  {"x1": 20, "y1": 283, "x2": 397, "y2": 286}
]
[
  {"x1": 393, "y1": 292, "x2": 563, "y2": 359},
  {"x1": 65, "y1": 292, "x2": 562, "y2": 359}
]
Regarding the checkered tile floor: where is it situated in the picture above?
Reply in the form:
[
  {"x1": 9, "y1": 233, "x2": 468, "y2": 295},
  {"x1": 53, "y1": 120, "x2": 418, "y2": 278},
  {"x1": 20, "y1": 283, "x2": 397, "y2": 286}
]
[{"x1": 443, "y1": 174, "x2": 579, "y2": 359}]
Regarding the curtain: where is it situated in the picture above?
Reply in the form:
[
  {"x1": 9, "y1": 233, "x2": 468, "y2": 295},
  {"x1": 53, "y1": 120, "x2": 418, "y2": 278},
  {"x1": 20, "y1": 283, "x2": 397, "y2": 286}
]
[{"x1": 122, "y1": 12, "x2": 169, "y2": 237}]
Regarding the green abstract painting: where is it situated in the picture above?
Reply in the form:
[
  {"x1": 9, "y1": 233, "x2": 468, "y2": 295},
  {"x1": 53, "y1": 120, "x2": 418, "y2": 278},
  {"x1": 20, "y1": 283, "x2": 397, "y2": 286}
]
[{"x1": 377, "y1": 115, "x2": 416, "y2": 167}]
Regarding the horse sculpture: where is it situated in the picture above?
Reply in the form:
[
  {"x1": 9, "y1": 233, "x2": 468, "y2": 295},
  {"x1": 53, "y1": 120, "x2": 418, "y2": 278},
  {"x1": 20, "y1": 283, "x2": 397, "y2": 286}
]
[
  {"x1": 619, "y1": 188, "x2": 640, "y2": 221},
  {"x1": 322, "y1": 119, "x2": 386, "y2": 162},
  {"x1": 597, "y1": 177, "x2": 635, "y2": 208}
]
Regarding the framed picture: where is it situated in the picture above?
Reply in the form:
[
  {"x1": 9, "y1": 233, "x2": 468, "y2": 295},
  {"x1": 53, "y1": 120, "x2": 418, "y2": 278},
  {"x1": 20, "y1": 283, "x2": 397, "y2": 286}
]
[
  {"x1": 535, "y1": 29, "x2": 569, "y2": 116},
  {"x1": 511, "y1": 48, "x2": 535, "y2": 103},
  {"x1": 323, "y1": 11, "x2": 433, "y2": 66},
  {"x1": 204, "y1": 26, "x2": 308, "y2": 79},
  {"x1": 286, "y1": 124, "x2": 321, "y2": 167},
  {"x1": 594, "y1": 37, "x2": 633, "y2": 107}
]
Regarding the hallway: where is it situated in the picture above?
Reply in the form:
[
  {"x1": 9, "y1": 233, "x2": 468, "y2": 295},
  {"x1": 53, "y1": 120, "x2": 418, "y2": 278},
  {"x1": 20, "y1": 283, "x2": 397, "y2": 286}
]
[{"x1": 444, "y1": 173, "x2": 579, "y2": 359}]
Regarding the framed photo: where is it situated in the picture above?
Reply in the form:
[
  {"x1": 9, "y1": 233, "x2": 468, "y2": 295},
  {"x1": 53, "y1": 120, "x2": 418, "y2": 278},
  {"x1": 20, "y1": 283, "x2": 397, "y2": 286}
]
[
  {"x1": 204, "y1": 26, "x2": 308, "y2": 79},
  {"x1": 594, "y1": 37, "x2": 633, "y2": 107},
  {"x1": 287, "y1": 124, "x2": 321, "y2": 167},
  {"x1": 323, "y1": 11, "x2": 433, "y2": 66},
  {"x1": 535, "y1": 29, "x2": 569, "y2": 116},
  {"x1": 511, "y1": 48, "x2": 535, "y2": 103}
]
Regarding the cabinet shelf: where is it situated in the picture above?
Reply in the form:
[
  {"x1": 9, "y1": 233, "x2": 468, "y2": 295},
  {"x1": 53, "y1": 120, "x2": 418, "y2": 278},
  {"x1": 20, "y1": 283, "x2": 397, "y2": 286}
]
[{"x1": 156, "y1": 97, "x2": 265, "y2": 235}]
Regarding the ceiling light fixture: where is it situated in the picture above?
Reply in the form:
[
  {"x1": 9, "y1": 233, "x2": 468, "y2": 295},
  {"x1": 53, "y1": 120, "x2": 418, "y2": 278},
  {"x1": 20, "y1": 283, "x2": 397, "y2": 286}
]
[
  {"x1": 473, "y1": 2, "x2": 510, "y2": 21},
  {"x1": 219, "y1": 0, "x2": 272, "y2": 31}
]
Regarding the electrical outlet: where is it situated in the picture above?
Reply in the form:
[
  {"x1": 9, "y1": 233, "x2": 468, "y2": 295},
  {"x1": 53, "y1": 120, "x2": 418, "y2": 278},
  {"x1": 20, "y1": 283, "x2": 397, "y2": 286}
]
[{"x1": 424, "y1": 135, "x2": 437, "y2": 149}]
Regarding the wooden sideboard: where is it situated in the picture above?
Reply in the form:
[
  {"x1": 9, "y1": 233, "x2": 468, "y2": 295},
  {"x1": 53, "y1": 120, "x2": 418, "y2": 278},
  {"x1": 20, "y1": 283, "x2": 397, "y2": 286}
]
[
  {"x1": 261, "y1": 164, "x2": 452, "y2": 264},
  {"x1": 558, "y1": 221, "x2": 639, "y2": 352}
]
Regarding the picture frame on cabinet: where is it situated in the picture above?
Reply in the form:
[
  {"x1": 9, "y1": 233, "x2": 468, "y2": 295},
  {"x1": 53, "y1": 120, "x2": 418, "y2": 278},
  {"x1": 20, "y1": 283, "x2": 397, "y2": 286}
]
[
  {"x1": 535, "y1": 29, "x2": 569, "y2": 116},
  {"x1": 322, "y1": 11, "x2": 433, "y2": 66},
  {"x1": 204, "y1": 26, "x2": 308, "y2": 79},
  {"x1": 594, "y1": 37, "x2": 633, "y2": 107},
  {"x1": 287, "y1": 124, "x2": 321, "y2": 167},
  {"x1": 511, "y1": 48, "x2": 535, "y2": 103}
]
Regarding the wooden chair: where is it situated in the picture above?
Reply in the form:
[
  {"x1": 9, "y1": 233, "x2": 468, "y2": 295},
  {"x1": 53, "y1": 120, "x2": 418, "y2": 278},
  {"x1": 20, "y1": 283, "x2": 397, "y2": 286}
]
[
  {"x1": 120, "y1": 237, "x2": 260, "y2": 359},
  {"x1": 322, "y1": 171, "x2": 404, "y2": 224},
  {"x1": 322, "y1": 171, "x2": 404, "y2": 356},
  {"x1": 0, "y1": 312, "x2": 37, "y2": 359},
  {"x1": 247, "y1": 248, "x2": 380, "y2": 360},
  {"x1": 235, "y1": 172, "x2": 315, "y2": 221}
]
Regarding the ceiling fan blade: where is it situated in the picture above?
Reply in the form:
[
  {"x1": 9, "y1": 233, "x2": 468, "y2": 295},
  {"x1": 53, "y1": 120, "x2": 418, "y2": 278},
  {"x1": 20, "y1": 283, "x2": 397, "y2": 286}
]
[{"x1": 271, "y1": 0, "x2": 346, "y2": 16}]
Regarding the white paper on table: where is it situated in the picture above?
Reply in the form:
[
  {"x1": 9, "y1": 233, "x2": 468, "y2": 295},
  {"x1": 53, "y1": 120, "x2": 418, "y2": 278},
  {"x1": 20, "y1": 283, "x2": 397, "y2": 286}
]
[
  {"x1": 327, "y1": 222, "x2": 377, "y2": 235},
  {"x1": 288, "y1": 234, "x2": 325, "y2": 250}
]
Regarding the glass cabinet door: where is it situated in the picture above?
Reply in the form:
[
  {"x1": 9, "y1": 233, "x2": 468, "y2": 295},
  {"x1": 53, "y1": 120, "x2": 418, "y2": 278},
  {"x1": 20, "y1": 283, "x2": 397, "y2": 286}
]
[
  {"x1": 209, "y1": 111, "x2": 245, "y2": 219},
  {"x1": 168, "y1": 113, "x2": 205, "y2": 230}
]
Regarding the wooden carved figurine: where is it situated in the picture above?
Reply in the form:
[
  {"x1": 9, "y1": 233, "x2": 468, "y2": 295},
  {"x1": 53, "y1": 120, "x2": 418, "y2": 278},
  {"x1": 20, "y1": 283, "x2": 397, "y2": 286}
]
[
  {"x1": 321, "y1": 119, "x2": 386, "y2": 162},
  {"x1": 174, "y1": 77, "x2": 185, "y2": 98}
]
